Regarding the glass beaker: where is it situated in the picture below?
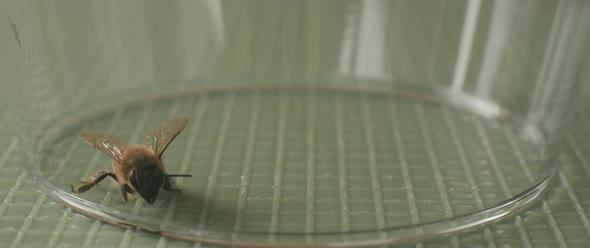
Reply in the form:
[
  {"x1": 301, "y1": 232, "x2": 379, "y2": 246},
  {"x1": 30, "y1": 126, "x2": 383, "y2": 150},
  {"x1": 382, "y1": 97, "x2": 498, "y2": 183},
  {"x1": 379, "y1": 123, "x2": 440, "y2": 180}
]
[{"x1": 9, "y1": 0, "x2": 590, "y2": 247}]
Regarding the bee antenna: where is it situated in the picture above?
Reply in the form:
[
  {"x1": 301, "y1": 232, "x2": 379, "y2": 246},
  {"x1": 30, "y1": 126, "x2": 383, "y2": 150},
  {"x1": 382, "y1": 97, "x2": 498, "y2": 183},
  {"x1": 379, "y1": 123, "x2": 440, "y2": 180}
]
[{"x1": 166, "y1": 174, "x2": 192, "y2": 177}]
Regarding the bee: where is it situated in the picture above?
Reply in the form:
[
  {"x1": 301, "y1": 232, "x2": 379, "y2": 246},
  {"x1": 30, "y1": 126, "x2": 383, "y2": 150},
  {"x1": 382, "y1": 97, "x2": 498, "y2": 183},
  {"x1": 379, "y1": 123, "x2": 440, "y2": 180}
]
[{"x1": 71, "y1": 116, "x2": 192, "y2": 205}]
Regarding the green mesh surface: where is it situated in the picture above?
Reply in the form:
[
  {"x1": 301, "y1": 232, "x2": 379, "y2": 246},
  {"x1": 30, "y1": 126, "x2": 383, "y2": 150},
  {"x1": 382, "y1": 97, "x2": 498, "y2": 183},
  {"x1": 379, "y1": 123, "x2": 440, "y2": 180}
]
[
  {"x1": 2, "y1": 1, "x2": 590, "y2": 248},
  {"x1": 1, "y1": 94, "x2": 590, "y2": 248}
]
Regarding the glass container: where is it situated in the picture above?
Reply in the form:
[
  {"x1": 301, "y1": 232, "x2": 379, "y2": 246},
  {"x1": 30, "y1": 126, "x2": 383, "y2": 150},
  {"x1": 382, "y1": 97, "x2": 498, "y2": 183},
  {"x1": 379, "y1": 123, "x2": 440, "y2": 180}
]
[{"x1": 9, "y1": 0, "x2": 590, "y2": 247}]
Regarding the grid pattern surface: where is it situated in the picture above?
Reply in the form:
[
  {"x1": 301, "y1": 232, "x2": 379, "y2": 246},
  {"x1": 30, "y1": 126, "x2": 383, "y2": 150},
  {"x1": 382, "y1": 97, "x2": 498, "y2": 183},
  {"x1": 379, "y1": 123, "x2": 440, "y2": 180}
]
[
  {"x1": 37, "y1": 89, "x2": 542, "y2": 236},
  {"x1": 3, "y1": 88, "x2": 590, "y2": 247}
]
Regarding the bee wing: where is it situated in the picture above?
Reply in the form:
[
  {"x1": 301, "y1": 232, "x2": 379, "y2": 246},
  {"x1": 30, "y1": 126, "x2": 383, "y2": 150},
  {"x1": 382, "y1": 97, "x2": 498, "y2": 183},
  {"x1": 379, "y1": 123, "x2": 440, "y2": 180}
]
[
  {"x1": 144, "y1": 117, "x2": 189, "y2": 158},
  {"x1": 80, "y1": 132, "x2": 125, "y2": 164}
]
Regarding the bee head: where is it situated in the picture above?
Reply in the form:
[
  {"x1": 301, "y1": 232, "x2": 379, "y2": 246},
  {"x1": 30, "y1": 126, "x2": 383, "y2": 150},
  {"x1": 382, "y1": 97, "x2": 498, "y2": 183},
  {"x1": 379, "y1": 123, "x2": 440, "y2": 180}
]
[{"x1": 129, "y1": 166, "x2": 164, "y2": 205}]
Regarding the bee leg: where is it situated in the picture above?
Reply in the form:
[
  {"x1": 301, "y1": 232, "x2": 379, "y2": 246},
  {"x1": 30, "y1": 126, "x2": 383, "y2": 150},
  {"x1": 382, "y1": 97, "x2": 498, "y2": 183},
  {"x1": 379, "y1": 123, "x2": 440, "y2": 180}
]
[
  {"x1": 119, "y1": 185, "x2": 128, "y2": 203},
  {"x1": 71, "y1": 170, "x2": 118, "y2": 193},
  {"x1": 118, "y1": 184, "x2": 135, "y2": 204},
  {"x1": 162, "y1": 177, "x2": 182, "y2": 194}
]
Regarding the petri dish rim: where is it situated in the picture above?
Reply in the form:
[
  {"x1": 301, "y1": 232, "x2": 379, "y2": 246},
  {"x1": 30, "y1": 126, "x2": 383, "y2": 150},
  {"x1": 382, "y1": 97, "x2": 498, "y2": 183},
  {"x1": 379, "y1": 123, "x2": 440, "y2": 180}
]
[{"x1": 24, "y1": 83, "x2": 555, "y2": 247}]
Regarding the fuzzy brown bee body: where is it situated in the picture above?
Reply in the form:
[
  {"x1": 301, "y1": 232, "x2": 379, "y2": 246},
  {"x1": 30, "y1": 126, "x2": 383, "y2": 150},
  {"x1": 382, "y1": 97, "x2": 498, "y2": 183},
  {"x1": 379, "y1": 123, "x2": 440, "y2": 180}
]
[{"x1": 71, "y1": 117, "x2": 191, "y2": 205}]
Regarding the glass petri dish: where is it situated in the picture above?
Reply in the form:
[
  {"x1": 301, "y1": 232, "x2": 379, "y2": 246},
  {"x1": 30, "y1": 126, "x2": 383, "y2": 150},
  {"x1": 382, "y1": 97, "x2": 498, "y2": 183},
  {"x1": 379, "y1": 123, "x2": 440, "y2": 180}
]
[{"x1": 26, "y1": 82, "x2": 554, "y2": 247}]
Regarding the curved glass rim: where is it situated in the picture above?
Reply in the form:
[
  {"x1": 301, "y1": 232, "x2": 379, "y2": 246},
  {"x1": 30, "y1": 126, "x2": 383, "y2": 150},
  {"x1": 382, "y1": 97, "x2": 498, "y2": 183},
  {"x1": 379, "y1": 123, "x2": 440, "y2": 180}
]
[
  {"x1": 24, "y1": 83, "x2": 555, "y2": 247},
  {"x1": 28, "y1": 165, "x2": 553, "y2": 247}
]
